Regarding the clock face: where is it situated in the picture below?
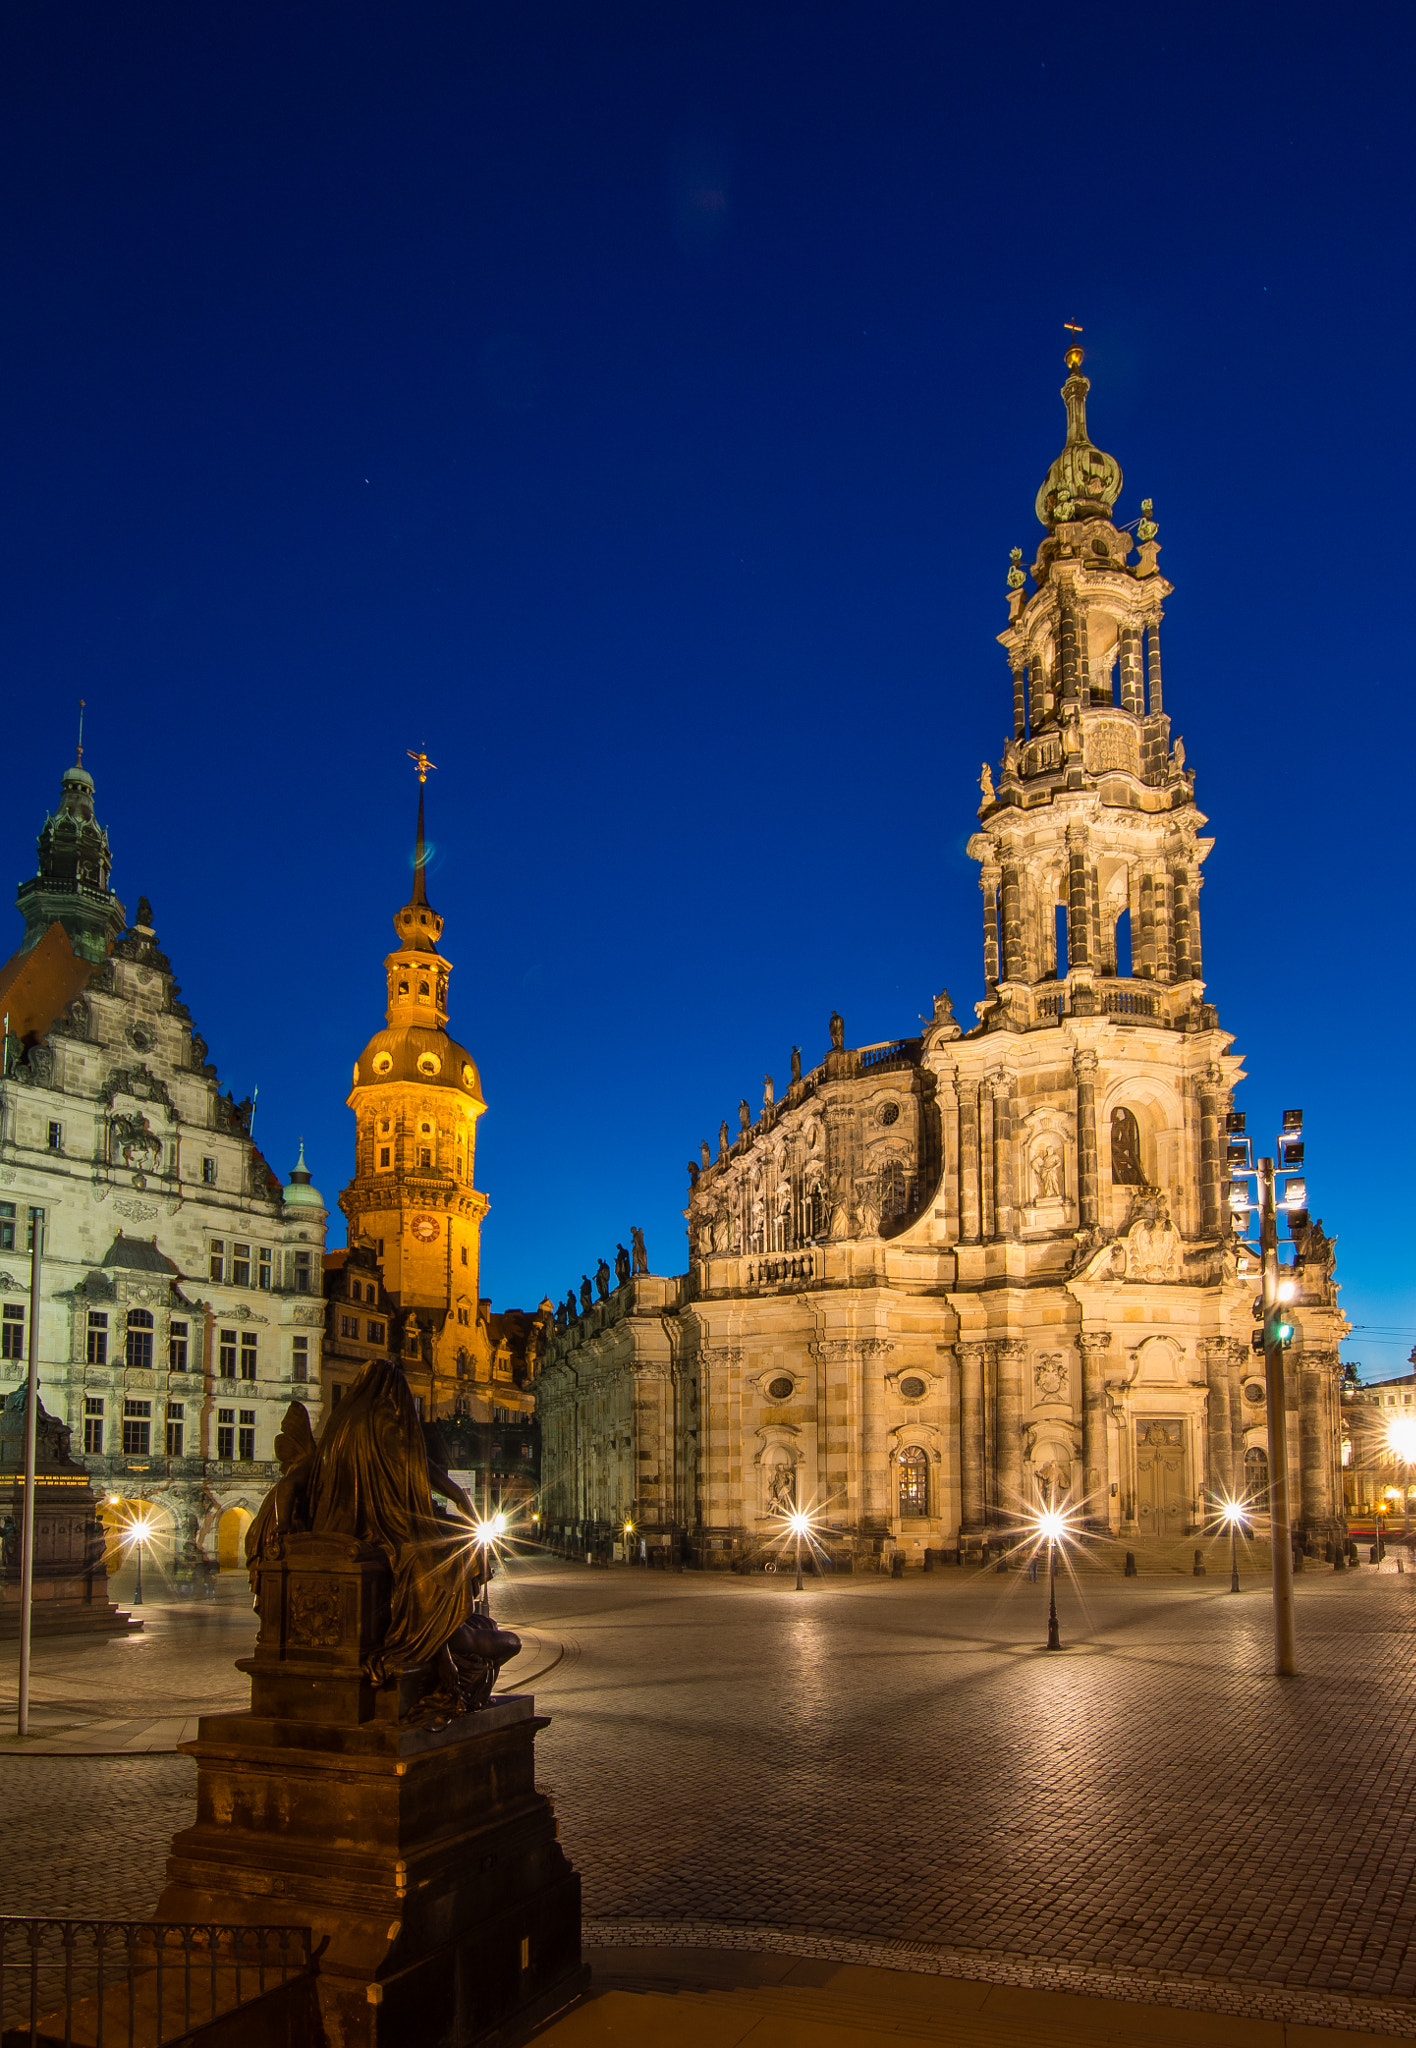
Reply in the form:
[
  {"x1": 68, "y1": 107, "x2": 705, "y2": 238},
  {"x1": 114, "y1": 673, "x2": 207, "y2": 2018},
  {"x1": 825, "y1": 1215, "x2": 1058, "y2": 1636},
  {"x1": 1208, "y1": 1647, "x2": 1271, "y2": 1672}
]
[{"x1": 410, "y1": 1214, "x2": 439, "y2": 1244}]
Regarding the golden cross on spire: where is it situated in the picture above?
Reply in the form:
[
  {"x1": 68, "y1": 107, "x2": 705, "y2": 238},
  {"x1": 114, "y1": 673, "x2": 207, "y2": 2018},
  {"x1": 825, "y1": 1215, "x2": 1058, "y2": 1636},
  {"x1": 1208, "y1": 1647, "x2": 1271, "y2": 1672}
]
[
  {"x1": 1062, "y1": 318, "x2": 1085, "y2": 371},
  {"x1": 407, "y1": 747, "x2": 437, "y2": 784}
]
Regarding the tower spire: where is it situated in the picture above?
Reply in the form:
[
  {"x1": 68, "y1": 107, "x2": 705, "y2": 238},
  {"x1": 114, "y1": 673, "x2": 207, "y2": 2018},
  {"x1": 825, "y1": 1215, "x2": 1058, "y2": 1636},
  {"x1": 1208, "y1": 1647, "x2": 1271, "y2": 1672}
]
[
  {"x1": 76, "y1": 698, "x2": 86, "y2": 767},
  {"x1": 406, "y1": 749, "x2": 437, "y2": 909}
]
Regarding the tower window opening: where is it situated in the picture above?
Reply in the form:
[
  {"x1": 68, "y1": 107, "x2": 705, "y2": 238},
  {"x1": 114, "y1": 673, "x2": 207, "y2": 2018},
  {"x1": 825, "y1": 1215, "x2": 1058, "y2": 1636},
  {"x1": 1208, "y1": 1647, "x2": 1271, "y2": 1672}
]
[
  {"x1": 418, "y1": 981, "x2": 429, "y2": 997},
  {"x1": 461, "y1": 1245, "x2": 468, "y2": 1266},
  {"x1": 398, "y1": 981, "x2": 409, "y2": 996},
  {"x1": 379, "y1": 1147, "x2": 391, "y2": 1169},
  {"x1": 419, "y1": 1147, "x2": 432, "y2": 1170},
  {"x1": 1054, "y1": 904, "x2": 1069, "y2": 979},
  {"x1": 1114, "y1": 906, "x2": 1132, "y2": 978}
]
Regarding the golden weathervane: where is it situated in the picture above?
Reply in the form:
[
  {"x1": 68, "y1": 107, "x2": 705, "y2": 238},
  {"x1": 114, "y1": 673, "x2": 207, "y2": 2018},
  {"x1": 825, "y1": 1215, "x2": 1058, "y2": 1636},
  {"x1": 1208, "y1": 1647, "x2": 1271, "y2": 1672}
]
[{"x1": 407, "y1": 748, "x2": 438, "y2": 785}]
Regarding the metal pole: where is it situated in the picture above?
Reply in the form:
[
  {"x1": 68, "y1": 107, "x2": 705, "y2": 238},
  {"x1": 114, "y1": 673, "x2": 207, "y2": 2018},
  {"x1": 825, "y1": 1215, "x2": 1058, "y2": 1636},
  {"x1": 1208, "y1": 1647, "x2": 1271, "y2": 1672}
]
[
  {"x1": 133, "y1": 1530, "x2": 144, "y2": 1607},
  {"x1": 1258, "y1": 1159, "x2": 1296, "y2": 1676},
  {"x1": 1230, "y1": 1516, "x2": 1240, "y2": 1594},
  {"x1": 1045, "y1": 1536, "x2": 1061, "y2": 1649},
  {"x1": 17, "y1": 1208, "x2": 43, "y2": 1737},
  {"x1": 794, "y1": 1527, "x2": 803, "y2": 1592}
]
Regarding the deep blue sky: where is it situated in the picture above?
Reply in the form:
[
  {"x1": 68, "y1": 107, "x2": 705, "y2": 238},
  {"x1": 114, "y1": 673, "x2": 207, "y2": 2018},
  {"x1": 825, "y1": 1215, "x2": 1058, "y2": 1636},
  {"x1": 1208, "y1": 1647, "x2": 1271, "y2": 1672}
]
[{"x1": 2, "y1": 5, "x2": 1411, "y2": 1373}]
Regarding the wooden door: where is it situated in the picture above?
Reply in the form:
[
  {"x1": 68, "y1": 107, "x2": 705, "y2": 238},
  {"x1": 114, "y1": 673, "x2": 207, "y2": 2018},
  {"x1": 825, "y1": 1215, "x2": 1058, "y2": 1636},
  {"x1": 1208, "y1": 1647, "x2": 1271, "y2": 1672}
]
[{"x1": 1136, "y1": 1422, "x2": 1187, "y2": 1537}]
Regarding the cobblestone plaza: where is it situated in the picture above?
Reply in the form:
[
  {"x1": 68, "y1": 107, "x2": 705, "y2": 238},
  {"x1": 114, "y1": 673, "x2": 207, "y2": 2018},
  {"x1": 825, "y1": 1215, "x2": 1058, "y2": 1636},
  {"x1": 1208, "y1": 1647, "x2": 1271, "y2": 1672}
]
[{"x1": 3, "y1": 1558, "x2": 1416, "y2": 2034}]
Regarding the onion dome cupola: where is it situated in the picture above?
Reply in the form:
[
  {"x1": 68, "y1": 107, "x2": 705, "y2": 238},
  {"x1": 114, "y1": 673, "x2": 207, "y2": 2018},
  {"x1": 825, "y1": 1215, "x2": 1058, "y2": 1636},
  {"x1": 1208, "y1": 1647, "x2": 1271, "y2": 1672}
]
[
  {"x1": 282, "y1": 1139, "x2": 327, "y2": 1213},
  {"x1": 15, "y1": 743, "x2": 127, "y2": 962},
  {"x1": 1034, "y1": 347, "x2": 1123, "y2": 530}
]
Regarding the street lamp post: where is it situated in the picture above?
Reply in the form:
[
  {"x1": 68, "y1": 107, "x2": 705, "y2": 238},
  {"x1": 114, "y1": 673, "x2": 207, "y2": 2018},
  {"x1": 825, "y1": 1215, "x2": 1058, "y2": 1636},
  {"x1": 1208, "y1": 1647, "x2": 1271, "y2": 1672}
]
[
  {"x1": 1226, "y1": 1110, "x2": 1307, "y2": 1677},
  {"x1": 132, "y1": 1515, "x2": 146, "y2": 1607}
]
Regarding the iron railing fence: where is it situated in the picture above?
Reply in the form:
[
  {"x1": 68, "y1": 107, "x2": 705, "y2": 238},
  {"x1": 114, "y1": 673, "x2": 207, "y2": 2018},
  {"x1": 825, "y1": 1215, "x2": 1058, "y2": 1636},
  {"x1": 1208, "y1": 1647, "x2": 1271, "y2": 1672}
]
[{"x1": 0, "y1": 1918, "x2": 312, "y2": 2047}]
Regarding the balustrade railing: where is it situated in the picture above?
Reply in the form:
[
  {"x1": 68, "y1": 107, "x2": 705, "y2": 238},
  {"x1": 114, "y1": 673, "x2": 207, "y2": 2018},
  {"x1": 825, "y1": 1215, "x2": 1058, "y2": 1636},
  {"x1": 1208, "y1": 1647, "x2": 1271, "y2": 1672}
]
[{"x1": 745, "y1": 1252, "x2": 816, "y2": 1287}]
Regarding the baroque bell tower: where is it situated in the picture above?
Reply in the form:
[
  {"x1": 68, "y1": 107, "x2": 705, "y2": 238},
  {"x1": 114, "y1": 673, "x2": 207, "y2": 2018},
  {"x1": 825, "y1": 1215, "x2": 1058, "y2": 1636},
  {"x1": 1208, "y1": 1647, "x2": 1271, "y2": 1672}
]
[{"x1": 340, "y1": 757, "x2": 489, "y2": 1414}]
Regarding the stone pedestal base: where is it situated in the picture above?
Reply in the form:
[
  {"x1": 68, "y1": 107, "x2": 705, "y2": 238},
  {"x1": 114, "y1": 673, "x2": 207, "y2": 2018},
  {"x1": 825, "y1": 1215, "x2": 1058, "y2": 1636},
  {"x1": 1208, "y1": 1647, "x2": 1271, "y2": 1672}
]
[
  {"x1": 0, "y1": 1474, "x2": 138, "y2": 1638},
  {"x1": 157, "y1": 1693, "x2": 585, "y2": 2048}
]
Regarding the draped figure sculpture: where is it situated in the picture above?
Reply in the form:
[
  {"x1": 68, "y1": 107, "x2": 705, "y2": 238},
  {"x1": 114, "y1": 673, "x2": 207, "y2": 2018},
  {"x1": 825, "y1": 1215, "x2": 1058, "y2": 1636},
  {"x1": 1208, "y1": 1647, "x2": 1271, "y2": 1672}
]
[{"x1": 247, "y1": 1358, "x2": 520, "y2": 1717}]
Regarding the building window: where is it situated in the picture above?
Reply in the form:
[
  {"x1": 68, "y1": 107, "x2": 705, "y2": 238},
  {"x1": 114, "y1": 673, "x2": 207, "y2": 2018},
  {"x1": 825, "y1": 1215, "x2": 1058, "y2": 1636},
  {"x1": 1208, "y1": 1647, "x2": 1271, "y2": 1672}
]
[
  {"x1": 878, "y1": 1160, "x2": 907, "y2": 1220},
  {"x1": 292, "y1": 1337, "x2": 309, "y2": 1383},
  {"x1": 83, "y1": 1396, "x2": 104, "y2": 1454},
  {"x1": 238, "y1": 1410, "x2": 256, "y2": 1461},
  {"x1": 121, "y1": 1398, "x2": 152, "y2": 1457},
  {"x1": 258, "y1": 1247, "x2": 272, "y2": 1290},
  {"x1": 169, "y1": 1321, "x2": 188, "y2": 1372},
  {"x1": 86, "y1": 1312, "x2": 108, "y2": 1366},
  {"x1": 232, "y1": 1243, "x2": 251, "y2": 1287},
  {"x1": 376, "y1": 1240, "x2": 384, "y2": 1258},
  {"x1": 460, "y1": 1246, "x2": 468, "y2": 1267},
  {"x1": 209, "y1": 1240, "x2": 225, "y2": 1283},
  {"x1": 0, "y1": 1203, "x2": 13, "y2": 1251},
  {"x1": 217, "y1": 1408, "x2": 235, "y2": 1459},
  {"x1": 46, "y1": 1121, "x2": 63, "y2": 1152},
  {"x1": 218, "y1": 1331, "x2": 237, "y2": 1378},
  {"x1": 1244, "y1": 1445, "x2": 1270, "y2": 1511},
  {"x1": 378, "y1": 1147, "x2": 392, "y2": 1169},
  {"x1": 202, "y1": 1156, "x2": 217, "y2": 1185},
  {"x1": 125, "y1": 1310, "x2": 154, "y2": 1372},
  {"x1": 165, "y1": 1404, "x2": 184, "y2": 1457},
  {"x1": 367, "y1": 1320, "x2": 385, "y2": 1344},
  {"x1": 419, "y1": 1148, "x2": 431, "y2": 1170},
  {"x1": 1, "y1": 1307, "x2": 23, "y2": 1362},
  {"x1": 293, "y1": 1252, "x2": 312, "y2": 1294},
  {"x1": 340, "y1": 1314, "x2": 358, "y2": 1339},
  {"x1": 899, "y1": 1446, "x2": 928, "y2": 1516},
  {"x1": 240, "y1": 1333, "x2": 258, "y2": 1381}
]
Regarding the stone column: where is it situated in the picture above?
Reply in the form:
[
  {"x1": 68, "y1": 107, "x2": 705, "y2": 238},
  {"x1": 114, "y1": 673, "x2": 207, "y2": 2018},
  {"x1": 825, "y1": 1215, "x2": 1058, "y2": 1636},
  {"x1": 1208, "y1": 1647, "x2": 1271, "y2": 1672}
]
[
  {"x1": 1118, "y1": 625, "x2": 1144, "y2": 714},
  {"x1": 1011, "y1": 658, "x2": 1026, "y2": 741},
  {"x1": 1146, "y1": 613, "x2": 1164, "y2": 715},
  {"x1": 1074, "y1": 1049, "x2": 1099, "y2": 1231},
  {"x1": 1171, "y1": 862, "x2": 1192, "y2": 981},
  {"x1": 1058, "y1": 591, "x2": 1081, "y2": 712},
  {"x1": 1299, "y1": 1356, "x2": 1330, "y2": 1534},
  {"x1": 1153, "y1": 866, "x2": 1174, "y2": 981},
  {"x1": 981, "y1": 866, "x2": 1001, "y2": 991},
  {"x1": 958, "y1": 1342, "x2": 985, "y2": 1535},
  {"x1": 1079, "y1": 1331, "x2": 1113, "y2": 1528},
  {"x1": 990, "y1": 1075, "x2": 1015, "y2": 1242},
  {"x1": 1197, "y1": 1069, "x2": 1223, "y2": 1241},
  {"x1": 1000, "y1": 863, "x2": 1024, "y2": 983},
  {"x1": 1066, "y1": 825, "x2": 1091, "y2": 969},
  {"x1": 958, "y1": 1079, "x2": 982, "y2": 1246},
  {"x1": 1201, "y1": 1336, "x2": 1233, "y2": 1504},
  {"x1": 1137, "y1": 866, "x2": 1156, "y2": 978},
  {"x1": 994, "y1": 1340, "x2": 1026, "y2": 1520}
]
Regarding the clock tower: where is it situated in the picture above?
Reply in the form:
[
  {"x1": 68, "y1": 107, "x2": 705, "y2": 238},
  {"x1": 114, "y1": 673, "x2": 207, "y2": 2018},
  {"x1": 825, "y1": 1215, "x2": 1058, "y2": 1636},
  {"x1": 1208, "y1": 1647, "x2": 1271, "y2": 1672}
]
[{"x1": 339, "y1": 761, "x2": 490, "y2": 1414}]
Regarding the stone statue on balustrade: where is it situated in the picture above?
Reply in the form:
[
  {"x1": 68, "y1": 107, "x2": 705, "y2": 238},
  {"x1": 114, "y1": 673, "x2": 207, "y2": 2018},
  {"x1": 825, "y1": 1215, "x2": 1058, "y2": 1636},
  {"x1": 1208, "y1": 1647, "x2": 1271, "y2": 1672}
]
[
  {"x1": 738, "y1": 1098, "x2": 751, "y2": 1134},
  {"x1": 579, "y1": 1275, "x2": 593, "y2": 1315},
  {"x1": 245, "y1": 1366, "x2": 522, "y2": 1721},
  {"x1": 790, "y1": 1045, "x2": 802, "y2": 1084},
  {"x1": 595, "y1": 1258, "x2": 610, "y2": 1301},
  {"x1": 614, "y1": 1242, "x2": 631, "y2": 1286},
  {"x1": 829, "y1": 1011, "x2": 845, "y2": 1051},
  {"x1": 565, "y1": 1289, "x2": 578, "y2": 1324},
  {"x1": 631, "y1": 1226, "x2": 648, "y2": 1275},
  {"x1": 719, "y1": 1120, "x2": 730, "y2": 1159},
  {"x1": 700, "y1": 1138, "x2": 712, "y2": 1170}
]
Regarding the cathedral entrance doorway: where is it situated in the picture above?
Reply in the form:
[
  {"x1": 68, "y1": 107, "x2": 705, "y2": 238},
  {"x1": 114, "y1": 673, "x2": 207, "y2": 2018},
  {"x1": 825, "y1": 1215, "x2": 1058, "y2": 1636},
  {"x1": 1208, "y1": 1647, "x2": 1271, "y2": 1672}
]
[{"x1": 1136, "y1": 1420, "x2": 1186, "y2": 1538}]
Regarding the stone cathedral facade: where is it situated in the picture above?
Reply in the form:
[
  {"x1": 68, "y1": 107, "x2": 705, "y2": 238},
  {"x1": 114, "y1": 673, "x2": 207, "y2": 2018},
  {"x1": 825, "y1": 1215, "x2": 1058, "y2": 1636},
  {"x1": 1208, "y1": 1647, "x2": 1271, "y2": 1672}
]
[{"x1": 536, "y1": 354, "x2": 1348, "y2": 1568}]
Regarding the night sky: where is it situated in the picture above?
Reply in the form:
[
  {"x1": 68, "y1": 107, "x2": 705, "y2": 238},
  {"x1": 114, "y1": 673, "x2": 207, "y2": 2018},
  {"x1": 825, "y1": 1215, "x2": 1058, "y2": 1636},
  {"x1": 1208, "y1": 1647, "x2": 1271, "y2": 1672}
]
[{"x1": 1, "y1": 6, "x2": 1411, "y2": 1372}]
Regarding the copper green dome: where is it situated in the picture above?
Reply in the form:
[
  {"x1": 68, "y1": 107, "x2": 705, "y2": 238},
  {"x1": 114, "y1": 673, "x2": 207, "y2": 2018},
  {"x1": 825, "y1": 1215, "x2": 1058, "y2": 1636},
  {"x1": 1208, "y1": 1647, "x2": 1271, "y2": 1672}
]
[
  {"x1": 1034, "y1": 348, "x2": 1123, "y2": 529},
  {"x1": 283, "y1": 1139, "x2": 326, "y2": 1212}
]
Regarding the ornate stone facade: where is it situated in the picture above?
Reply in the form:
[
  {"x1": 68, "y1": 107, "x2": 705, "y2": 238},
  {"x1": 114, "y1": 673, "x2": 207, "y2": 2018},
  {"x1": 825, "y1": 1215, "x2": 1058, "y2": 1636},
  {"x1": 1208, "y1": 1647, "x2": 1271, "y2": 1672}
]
[
  {"x1": 536, "y1": 355, "x2": 1348, "y2": 1567},
  {"x1": 0, "y1": 756, "x2": 328, "y2": 1567}
]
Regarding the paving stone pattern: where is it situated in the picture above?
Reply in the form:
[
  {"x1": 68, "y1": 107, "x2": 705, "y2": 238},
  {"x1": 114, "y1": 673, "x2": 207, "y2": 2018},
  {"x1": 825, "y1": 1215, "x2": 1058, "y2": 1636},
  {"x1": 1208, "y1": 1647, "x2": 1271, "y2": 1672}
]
[{"x1": 2, "y1": 1559, "x2": 1416, "y2": 2016}]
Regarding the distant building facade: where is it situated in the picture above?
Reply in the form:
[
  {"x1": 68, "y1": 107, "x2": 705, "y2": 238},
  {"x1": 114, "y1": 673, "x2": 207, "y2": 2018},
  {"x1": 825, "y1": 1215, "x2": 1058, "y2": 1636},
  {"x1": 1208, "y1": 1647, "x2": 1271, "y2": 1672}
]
[
  {"x1": 0, "y1": 754, "x2": 328, "y2": 1567},
  {"x1": 536, "y1": 355, "x2": 1348, "y2": 1569},
  {"x1": 331, "y1": 775, "x2": 537, "y2": 1427},
  {"x1": 1341, "y1": 1368, "x2": 1416, "y2": 1529}
]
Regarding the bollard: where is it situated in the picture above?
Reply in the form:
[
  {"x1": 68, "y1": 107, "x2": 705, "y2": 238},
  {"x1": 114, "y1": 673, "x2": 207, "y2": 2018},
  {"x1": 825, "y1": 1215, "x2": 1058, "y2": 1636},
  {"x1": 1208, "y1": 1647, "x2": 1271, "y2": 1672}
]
[
  {"x1": 1124, "y1": 1550, "x2": 1138, "y2": 1577},
  {"x1": 891, "y1": 1552, "x2": 906, "y2": 1579},
  {"x1": 1193, "y1": 1548, "x2": 1206, "y2": 1577},
  {"x1": 1334, "y1": 1544, "x2": 1346, "y2": 1571}
]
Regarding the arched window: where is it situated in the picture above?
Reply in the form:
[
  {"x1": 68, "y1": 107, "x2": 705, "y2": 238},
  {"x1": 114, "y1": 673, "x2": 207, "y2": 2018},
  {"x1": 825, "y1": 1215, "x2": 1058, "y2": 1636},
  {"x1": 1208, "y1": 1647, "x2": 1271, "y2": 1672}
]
[
  {"x1": 878, "y1": 1161, "x2": 907, "y2": 1219},
  {"x1": 1244, "y1": 1445, "x2": 1270, "y2": 1512},
  {"x1": 899, "y1": 1446, "x2": 928, "y2": 1516},
  {"x1": 1113, "y1": 906, "x2": 1132, "y2": 977},
  {"x1": 125, "y1": 1310, "x2": 154, "y2": 1372},
  {"x1": 1110, "y1": 1106, "x2": 1144, "y2": 1185}
]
